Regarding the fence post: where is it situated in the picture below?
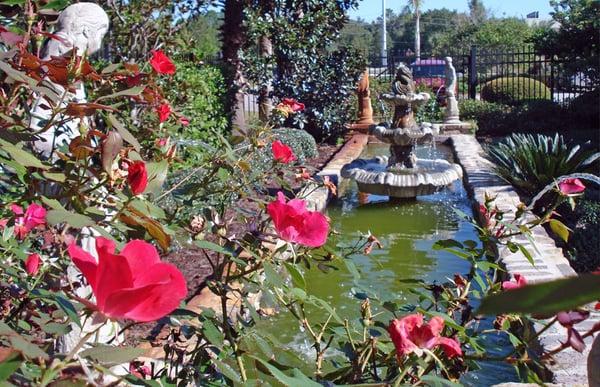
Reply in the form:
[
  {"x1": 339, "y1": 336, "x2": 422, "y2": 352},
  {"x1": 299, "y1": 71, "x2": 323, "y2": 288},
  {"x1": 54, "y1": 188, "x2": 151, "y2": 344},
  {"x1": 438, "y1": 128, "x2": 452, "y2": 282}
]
[
  {"x1": 550, "y1": 55, "x2": 555, "y2": 102},
  {"x1": 468, "y1": 46, "x2": 477, "y2": 99}
]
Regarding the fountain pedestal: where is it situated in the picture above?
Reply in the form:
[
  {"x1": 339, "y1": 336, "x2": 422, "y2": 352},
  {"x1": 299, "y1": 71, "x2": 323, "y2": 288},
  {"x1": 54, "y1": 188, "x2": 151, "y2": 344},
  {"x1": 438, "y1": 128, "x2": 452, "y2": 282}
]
[{"x1": 341, "y1": 63, "x2": 463, "y2": 199}]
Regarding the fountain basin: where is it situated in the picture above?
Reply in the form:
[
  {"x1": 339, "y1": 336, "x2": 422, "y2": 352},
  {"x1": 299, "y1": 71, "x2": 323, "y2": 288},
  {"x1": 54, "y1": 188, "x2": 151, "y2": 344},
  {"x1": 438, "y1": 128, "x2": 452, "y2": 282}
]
[{"x1": 341, "y1": 156, "x2": 463, "y2": 198}]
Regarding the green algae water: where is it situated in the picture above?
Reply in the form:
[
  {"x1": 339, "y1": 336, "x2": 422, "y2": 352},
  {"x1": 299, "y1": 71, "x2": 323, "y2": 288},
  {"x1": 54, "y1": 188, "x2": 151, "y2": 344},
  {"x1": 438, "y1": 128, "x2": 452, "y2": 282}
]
[{"x1": 258, "y1": 144, "x2": 518, "y2": 386}]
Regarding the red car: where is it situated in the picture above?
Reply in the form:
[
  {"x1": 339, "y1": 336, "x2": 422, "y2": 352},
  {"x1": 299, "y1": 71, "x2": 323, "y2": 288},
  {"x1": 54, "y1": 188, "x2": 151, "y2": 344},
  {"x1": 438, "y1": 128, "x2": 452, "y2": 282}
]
[{"x1": 410, "y1": 58, "x2": 448, "y2": 103}]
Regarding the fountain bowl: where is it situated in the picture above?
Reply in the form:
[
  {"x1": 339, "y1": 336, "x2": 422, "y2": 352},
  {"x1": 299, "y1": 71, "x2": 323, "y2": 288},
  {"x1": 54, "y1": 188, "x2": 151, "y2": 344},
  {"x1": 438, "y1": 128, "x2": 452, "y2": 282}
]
[{"x1": 341, "y1": 156, "x2": 463, "y2": 198}]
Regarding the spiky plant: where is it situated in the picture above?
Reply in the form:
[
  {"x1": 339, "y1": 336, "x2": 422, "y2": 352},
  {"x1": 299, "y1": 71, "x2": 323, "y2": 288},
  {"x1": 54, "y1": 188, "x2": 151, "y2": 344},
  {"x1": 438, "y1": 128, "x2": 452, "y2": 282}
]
[{"x1": 489, "y1": 133, "x2": 599, "y2": 196}]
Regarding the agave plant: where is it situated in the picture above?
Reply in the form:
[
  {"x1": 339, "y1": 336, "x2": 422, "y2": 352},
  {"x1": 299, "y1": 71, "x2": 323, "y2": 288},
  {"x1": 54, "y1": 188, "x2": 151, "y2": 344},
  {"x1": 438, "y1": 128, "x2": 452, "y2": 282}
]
[{"x1": 489, "y1": 133, "x2": 599, "y2": 196}]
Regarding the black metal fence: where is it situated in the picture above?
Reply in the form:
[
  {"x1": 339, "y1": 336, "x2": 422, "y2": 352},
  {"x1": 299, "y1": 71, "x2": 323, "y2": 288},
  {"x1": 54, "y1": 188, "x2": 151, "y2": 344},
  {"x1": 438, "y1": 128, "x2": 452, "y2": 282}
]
[{"x1": 368, "y1": 46, "x2": 596, "y2": 105}]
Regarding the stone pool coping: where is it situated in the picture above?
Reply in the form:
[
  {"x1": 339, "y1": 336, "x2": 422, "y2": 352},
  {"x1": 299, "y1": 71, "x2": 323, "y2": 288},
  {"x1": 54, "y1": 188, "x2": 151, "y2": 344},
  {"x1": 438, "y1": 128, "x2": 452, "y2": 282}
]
[
  {"x1": 449, "y1": 134, "x2": 598, "y2": 386},
  {"x1": 315, "y1": 132, "x2": 597, "y2": 385}
]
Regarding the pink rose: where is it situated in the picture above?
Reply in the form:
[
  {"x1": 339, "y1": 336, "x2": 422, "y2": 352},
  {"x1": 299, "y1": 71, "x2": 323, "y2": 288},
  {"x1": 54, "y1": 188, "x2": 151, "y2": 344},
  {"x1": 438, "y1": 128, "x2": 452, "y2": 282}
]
[
  {"x1": 502, "y1": 273, "x2": 527, "y2": 290},
  {"x1": 25, "y1": 253, "x2": 41, "y2": 276},
  {"x1": 68, "y1": 237, "x2": 187, "y2": 322},
  {"x1": 281, "y1": 98, "x2": 305, "y2": 112},
  {"x1": 388, "y1": 313, "x2": 462, "y2": 359},
  {"x1": 11, "y1": 203, "x2": 46, "y2": 239},
  {"x1": 267, "y1": 192, "x2": 329, "y2": 247},
  {"x1": 558, "y1": 178, "x2": 585, "y2": 195}
]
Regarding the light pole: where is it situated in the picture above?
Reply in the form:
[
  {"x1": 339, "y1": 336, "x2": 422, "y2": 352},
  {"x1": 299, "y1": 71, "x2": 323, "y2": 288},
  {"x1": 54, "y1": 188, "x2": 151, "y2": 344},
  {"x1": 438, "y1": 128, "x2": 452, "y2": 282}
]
[{"x1": 381, "y1": 0, "x2": 387, "y2": 67}]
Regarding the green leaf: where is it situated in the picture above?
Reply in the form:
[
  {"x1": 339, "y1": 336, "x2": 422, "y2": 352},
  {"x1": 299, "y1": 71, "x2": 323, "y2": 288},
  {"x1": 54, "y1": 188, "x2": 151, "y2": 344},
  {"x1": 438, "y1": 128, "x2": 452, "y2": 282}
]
[
  {"x1": 284, "y1": 262, "x2": 306, "y2": 290},
  {"x1": 80, "y1": 345, "x2": 145, "y2": 364},
  {"x1": 201, "y1": 320, "x2": 224, "y2": 347},
  {"x1": 54, "y1": 295, "x2": 81, "y2": 328},
  {"x1": 251, "y1": 357, "x2": 321, "y2": 387},
  {"x1": 41, "y1": 171, "x2": 66, "y2": 182},
  {"x1": 211, "y1": 357, "x2": 242, "y2": 383},
  {"x1": 107, "y1": 114, "x2": 141, "y2": 152},
  {"x1": 96, "y1": 86, "x2": 145, "y2": 101},
  {"x1": 195, "y1": 240, "x2": 234, "y2": 256},
  {"x1": 9, "y1": 336, "x2": 48, "y2": 360},
  {"x1": 549, "y1": 219, "x2": 570, "y2": 242},
  {"x1": 432, "y1": 239, "x2": 463, "y2": 250},
  {"x1": 0, "y1": 61, "x2": 36, "y2": 86},
  {"x1": 478, "y1": 274, "x2": 600, "y2": 315},
  {"x1": 263, "y1": 262, "x2": 285, "y2": 288},
  {"x1": 46, "y1": 209, "x2": 95, "y2": 228},
  {"x1": 0, "y1": 139, "x2": 48, "y2": 170},
  {"x1": 517, "y1": 244, "x2": 535, "y2": 266},
  {"x1": 0, "y1": 352, "x2": 22, "y2": 381},
  {"x1": 145, "y1": 160, "x2": 169, "y2": 195},
  {"x1": 420, "y1": 375, "x2": 463, "y2": 386},
  {"x1": 40, "y1": 0, "x2": 69, "y2": 9}
]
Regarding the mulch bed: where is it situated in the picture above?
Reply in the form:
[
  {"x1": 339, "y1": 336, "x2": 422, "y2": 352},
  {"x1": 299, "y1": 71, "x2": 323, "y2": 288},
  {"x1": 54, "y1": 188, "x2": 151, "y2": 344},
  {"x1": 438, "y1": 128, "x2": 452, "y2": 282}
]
[{"x1": 126, "y1": 142, "x2": 342, "y2": 346}]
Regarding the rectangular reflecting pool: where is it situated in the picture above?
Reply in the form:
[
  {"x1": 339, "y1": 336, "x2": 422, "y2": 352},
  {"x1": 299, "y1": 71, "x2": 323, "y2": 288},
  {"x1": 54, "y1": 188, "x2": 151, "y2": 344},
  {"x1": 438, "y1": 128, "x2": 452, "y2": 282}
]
[{"x1": 258, "y1": 143, "x2": 518, "y2": 386}]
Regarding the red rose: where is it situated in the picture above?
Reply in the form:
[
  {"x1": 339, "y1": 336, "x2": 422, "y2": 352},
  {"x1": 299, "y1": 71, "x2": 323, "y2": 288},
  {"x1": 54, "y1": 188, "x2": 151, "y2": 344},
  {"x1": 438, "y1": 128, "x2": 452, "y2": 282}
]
[
  {"x1": 281, "y1": 98, "x2": 305, "y2": 112},
  {"x1": 124, "y1": 73, "x2": 143, "y2": 88},
  {"x1": 127, "y1": 161, "x2": 148, "y2": 195},
  {"x1": 267, "y1": 191, "x2": 329, "y2": 247},
  {"x1": 67, "y1": 237, "x2": 187, "y2": 322},
  {"x1": 558, "y1": 178, "x2": 585, "y2": 195},
  {"x1": 271, "y1": 140, "x2": 296, "y2": 163},
  {"x1": 156, "y1": 103, "x2": 172, "y2": 123},
  {"x1": 502, "y1": 273, "x2": 527, "y2": 290},
  {"x1": 25, "y1": 253, "x2": 41, "y2": 276},
  {"x1": 149, "y1": 50, "x2": 176, "y2": 75},
  {"x1": 388, "y1": 313, "x2": 462, "y2": 360}
]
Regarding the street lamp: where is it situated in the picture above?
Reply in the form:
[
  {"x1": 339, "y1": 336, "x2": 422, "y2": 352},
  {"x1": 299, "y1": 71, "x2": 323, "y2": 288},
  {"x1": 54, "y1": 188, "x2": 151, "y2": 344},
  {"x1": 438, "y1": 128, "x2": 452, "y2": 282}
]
[{"x1": 381, "y1": 0, "x2": 387, "y2": 67}]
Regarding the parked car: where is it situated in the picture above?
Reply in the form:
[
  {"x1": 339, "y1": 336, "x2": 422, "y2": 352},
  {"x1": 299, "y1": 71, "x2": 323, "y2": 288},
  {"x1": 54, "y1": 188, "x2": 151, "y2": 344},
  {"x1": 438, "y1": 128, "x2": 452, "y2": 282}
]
[{"x1": 410, "y1": 58, "x2": 447, "y2": 103}]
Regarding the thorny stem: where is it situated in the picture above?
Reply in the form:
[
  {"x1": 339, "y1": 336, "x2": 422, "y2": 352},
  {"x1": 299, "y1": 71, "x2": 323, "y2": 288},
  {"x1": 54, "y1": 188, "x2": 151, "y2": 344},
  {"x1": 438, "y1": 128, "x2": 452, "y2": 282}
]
[{"x1": 219, "y1": 260, "x2": 247, "y2": 382}]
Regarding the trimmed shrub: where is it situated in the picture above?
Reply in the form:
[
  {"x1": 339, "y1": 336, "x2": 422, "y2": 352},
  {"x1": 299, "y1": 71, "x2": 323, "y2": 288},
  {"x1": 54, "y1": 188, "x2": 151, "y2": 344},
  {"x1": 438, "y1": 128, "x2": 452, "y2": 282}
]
[
  {"x1": 568, "y1": 89, "x2": 600, "y2": 129},
  {"x1": 459, "y1": 99, "x2": 510, "y2": 121},
  {"x1": 480, "y1": 76, "x2": 551, "y2": 105},
  {"x1": 567, "y1": 198, "x2": 600, "y2": 273},
  {"x1": 459, "y1": 99, "x2": 570, "y2": 135},
  {"x1": 489, "y1": 133, "x2": 600, "y2": 195}
]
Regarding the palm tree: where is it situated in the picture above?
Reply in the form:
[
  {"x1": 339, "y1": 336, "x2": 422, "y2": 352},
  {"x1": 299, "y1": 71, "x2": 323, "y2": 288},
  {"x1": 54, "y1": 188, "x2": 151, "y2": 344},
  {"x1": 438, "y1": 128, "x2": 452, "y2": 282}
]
[
  {"x1": 221, "y1": 0, "x2": 248, "y2": 134},
  {"x1": 407, "y1": 0, "x2": 422, "y2": 59}
]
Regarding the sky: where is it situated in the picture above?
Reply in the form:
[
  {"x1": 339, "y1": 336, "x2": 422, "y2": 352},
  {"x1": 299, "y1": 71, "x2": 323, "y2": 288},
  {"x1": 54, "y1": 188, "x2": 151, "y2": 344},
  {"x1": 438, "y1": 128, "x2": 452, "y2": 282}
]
[{"x1": 348, "y1": 0, "x2": 555, "y2": 22}]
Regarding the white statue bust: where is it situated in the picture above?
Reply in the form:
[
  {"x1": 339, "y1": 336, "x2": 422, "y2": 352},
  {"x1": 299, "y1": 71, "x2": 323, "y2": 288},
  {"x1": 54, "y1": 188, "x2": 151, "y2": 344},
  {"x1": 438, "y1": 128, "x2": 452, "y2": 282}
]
[
  {"x1": 31, "y1": 3, "x2": 109, "y2": 159},
  {"x1": 42, "y1": 3, "x2": 109, "y2": 59}
]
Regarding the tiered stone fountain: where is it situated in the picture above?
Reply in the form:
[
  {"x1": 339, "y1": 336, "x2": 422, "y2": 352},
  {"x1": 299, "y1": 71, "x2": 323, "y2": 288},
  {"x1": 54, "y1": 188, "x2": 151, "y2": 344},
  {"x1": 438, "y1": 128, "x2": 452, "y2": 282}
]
[{"x1": 341, "y1": 63, "x2": 463, "y2": 198}]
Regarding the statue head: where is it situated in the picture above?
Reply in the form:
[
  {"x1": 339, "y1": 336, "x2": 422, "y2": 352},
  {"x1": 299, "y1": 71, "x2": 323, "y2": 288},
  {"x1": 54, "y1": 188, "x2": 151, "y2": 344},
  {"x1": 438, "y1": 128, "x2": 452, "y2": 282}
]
[
  {"x1": 56, "y1": 3, "x2": 109, "y2": 55},
  {"x1": 444, "y1": 56, "x2": 453, "y2": 65},
  {"x1": 394, "y1": 63, "x2": 413, "y2": 84}
]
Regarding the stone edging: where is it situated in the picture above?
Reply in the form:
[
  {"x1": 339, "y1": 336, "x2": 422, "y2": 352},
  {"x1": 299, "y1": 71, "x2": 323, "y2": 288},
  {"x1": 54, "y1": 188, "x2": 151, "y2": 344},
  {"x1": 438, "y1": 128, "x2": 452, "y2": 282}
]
[
  {"x1": 301, "y1": 133, "x2": 370, "y2": 211},
  {"x1": 449, "y1": 134, "x2": 598, "y2": 386}
]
